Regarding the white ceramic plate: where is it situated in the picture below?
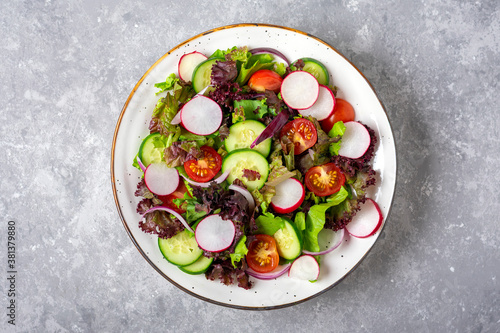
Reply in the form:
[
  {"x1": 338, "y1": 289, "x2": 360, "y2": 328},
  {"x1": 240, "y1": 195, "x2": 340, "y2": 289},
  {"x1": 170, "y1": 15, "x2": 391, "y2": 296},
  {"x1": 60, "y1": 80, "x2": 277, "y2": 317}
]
[{"x1": 111, "y1": 24, "x2": 397, "y2": 310}]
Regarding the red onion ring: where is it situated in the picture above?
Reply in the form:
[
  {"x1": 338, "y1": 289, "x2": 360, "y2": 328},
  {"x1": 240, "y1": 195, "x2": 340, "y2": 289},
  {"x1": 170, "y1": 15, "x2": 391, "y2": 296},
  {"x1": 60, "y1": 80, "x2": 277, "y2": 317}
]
[
  {"x1": 246, "y1": 264, "x2": 291, "y2": 280},
  {"x1": 136, "y1": 155, "x2": 146, "y2": 172},
  {"x1": 142, "y1": 206, "x2": 194, "y2": 233},
  {"x1": 228, "y1": 184, "x2": 255, "y2": 212},
  {"x1": 249, "y1": 47, "x2": 290, "y2": 65},
  {"x1": 180, "y1": 169, "x2": 231, "y2": 188}
]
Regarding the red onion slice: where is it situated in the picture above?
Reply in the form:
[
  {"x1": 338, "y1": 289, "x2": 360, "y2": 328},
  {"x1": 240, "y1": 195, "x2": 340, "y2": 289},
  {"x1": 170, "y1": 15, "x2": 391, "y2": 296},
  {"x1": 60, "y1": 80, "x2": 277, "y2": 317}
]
[
  {"x1": 302, "y1": 228, "x2": 345, "y2": 256},
  {"x1": 142, "y1": 206, "x2": 194, "y2": 233},
  {"x1": 228, "y1": 184, "x2": 255, "y2": 212},
  {"x1": 136, "y1": 155, "x2": 146, "y2": 172},
  {"x1": 170, "y1": 111, "x2": 181, "y2": 125},
  {"x1": 249, "y1": 47, "x2": 290, "y2": 65},
  {"x1": 180, "y1": 168, "x2": 231, "y2": 188},
  {"x1": 250, "y1": 109, "x2": 290, "y2": 148},
  {"x1": 246, "y1": 264, "x2": 291, "y2": 280}
]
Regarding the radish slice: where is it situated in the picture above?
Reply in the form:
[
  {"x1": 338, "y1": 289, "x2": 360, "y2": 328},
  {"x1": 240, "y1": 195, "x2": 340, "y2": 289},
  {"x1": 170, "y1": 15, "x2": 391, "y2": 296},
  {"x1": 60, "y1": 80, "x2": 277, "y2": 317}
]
[
  {"x1": 338, "y1": 121, "x2": 371, "y2": 159},
  {"x1": 195, "y1": 215, "x2": 235, "y2": 252},
  {"x1": 302, "y1": 228, "x2": 345, "y2": 256},
  {"x1": 180, "y1": 169, "x2": 230, "y2": 188},
  {"x1": 136, "y1": 155, "x2": 146, "y2": 172},
  {"x1": 180, "y1": 96, "x2": 223, "y2": 135},
  {"x1": 298, "y1": 85, "x2": 336, "y2": 121},
  {"x1": 228, "y1": 184, "x2": 255, "y2": 212},
  {"x1": 280, "y1": 71, "x2": 319, "y2": 110},
  {"x1": 142, "y1": 206, "x2": 193, "y2": 233},
  {"x1": 170, "y1": 111, "x2": 181, "y2": 125},
  {"x1": 288, "y1": 255, "x2": 320, "y2": 281},
  {"x1": 270, "y1": 178, "x2": 305, "y2": 214},
  {"x1": 178, "y1": 51, "x2": 208, "y2": 82},
  {"x1": 246, "y1": 264, "x2": 291, "y2": 280},
  {"x1": 144, "y1": 163, "x2": 179, "y2": 196},
  {"x1": 345, "y1": 198, "x2": 383, "y2": 238}
]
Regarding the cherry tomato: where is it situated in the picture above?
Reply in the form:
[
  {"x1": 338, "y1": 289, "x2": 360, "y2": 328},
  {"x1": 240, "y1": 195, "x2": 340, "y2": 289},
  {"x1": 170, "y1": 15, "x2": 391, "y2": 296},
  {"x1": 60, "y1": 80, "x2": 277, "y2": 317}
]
[
  {"x1": 157, "y1": 180, "x2": 190, "y2": 214},
  {"x1": 183, "y1": 146, "x2": 222, "y2": 182},
  {"x1": 320, "y1": 98, "x2": 356, "y2": 133},
  {"x1": 248, "y1": 69, "x2": 283, "y2": 93},
  {"x1": 280, "y1": 118, "x2": 318, "y2": 155},
  {"x1": 246, "y1": 234, "x2": 280, "y2": 273},
  {"x1": 304, "y1": 163, "x2": 346, "y2": 197}
]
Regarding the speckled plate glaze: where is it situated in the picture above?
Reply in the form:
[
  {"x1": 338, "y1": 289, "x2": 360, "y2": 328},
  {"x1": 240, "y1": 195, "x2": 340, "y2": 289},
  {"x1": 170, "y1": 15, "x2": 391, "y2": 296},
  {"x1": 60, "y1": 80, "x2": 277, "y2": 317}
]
[{"x1": 111, "y1": 23, "x2": 396, "y2": 310}]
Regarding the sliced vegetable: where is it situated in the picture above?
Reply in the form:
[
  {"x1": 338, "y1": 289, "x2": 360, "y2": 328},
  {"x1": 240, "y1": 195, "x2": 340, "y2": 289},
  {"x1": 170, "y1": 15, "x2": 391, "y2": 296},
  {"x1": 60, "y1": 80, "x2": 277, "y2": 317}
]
[
  {"x1": 297, "y1": 57, "x2": 330, "y2": 85},
  {"x1": 321, "y1": 98, "x2": 356, "y2": 133},
  {"x1": 345, "y1": 198, "x2": 383, "y2": 238},
  {"x1": 250, "y1": 109, "x2": 290, "y2": 149},
  {"x1": 270, "y1": 178, "x2": 305, "y2": 214},
  {"x1": 249, "y1": 47, "x2": 290, "y2": 65},
  {"x1": 222, "y1": 149, "x2": 269, "y2": 191},
  {"x1": 191, "y1": 57, "x2": 223, "y2": 93},
  {"x1": 158, "y1": 229, "x2": 203, "y2": 266},
  {"x1": 142, "y1": 206, "x2": 194, "y2": 233},
  {"x1": 180, "y1": 169, "x2": 230, "y2": 188},
  {"x1": 248, "y1": 69, "x2": 283, "y2": 93},
  {"x1": 304, "y1": 163, "x2": 345, "y2": 197},
  {"x1": 280, "y1": 71, "x2": 319, "y2": 110},
  {"x1": 138, "y1": 132, "x2": 168, "y2": 167},
  {"x1": 180, "y1": 95, "x2": 223, "y2": 136},
  {"x1": 302, "y1": 228, "x2": 344, "y2": 256},
  {"x1": 299, "y1": 85, "x2": 336, "y2": 121},
  {"x1": 178, "y1": 51, "x2": 208, "y2": 82},
  {"x1": 179, "y1": 255, "x2": 213, "y2": 275},
  {"x1": 288, "y1": 255, "x2": 320, "y2": 281},
  {"x1": 280, "y1": 118, "x2": 318, "y2": 155},
  {"x1": 135, "y1": 155, "x2": 146, "y2": 172},
  {"x1": 144, "y1": 163, "x2": 179, "y2": 196},
  {"x1": 273, "y1": 219, "x2": 303, "y2": 260},
  {"x1": 195, "y1": 214, "x2": 235, "y2": 252},
  {"x1": 246, "y1": 264, "x2": 291, "y2": 280},
  {"x1": 246, "y1": 234, "x2": 280, "y2": 273},
  {"x1": 157, "y1": 180, "x2": 191, "y2": 214},
  {"x1": 183, "y1": 146, "x2": 222, "y2": 182},
  {"x1": 225, "y1": 120, "x2": 272, "y2": 157},
  {"x1": 228, "y1": 184, "x2": 255, "y2": 212},
  {"x1": 337, "y1": 121, "x2": 371, "y2": 159}
]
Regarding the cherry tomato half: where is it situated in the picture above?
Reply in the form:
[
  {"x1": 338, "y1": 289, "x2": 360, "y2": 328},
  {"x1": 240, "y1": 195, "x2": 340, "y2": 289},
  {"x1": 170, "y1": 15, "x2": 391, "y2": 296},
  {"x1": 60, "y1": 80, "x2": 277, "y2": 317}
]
[
  {"x1": 320, "y1": 98, "x2": 356, "y2": 134},
  {"x1": 246, "y1": 234, "x2": 280, "y2": 273},
  {"x1": 305, "y1": 163, "x2": 346, "y2": 197},
  {"x1": 280, "y1": 118, "x2": 318, "y2": 155},
  {"x1": 157, "y1": 180, "x2": 190, "y2": 214},
  {"x1": 248, "y1": 69, "x2": 283, "y2": 93},
  {"x1": 183, "y1": 146, "x2": 222, "y2": 183}
]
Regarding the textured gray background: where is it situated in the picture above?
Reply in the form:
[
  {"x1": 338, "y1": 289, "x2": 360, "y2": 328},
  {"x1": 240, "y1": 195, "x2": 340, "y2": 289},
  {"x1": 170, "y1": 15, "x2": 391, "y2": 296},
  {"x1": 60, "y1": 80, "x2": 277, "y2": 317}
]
[{"x1": 1, "y1": 0, "x2": 499, "y2": 332}]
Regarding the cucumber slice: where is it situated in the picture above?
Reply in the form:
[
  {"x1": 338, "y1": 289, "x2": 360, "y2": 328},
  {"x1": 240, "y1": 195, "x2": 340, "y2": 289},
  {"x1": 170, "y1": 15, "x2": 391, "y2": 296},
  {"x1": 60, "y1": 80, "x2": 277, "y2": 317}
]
[
  {"x1": 138, "y1": 133, "x2": 168, "y2": 167},
  {"x1": 273, "y1": 219, "x2": 302, "y2": 260},
  {"x1": 222, "y1": 149, "x2": 269, "y2": 191},
  {"x1": 296, "y1": 57, "x2": 329, "y2": 86},
  {"x1": 225, "y1": 120, "x2": 272, "y2": 157},
  {"x1": 158, "y1": 229, "x2": 203, "y2": 266},
  {"x1": 179, "y1": 255, "x2": 213, "y2": 275},
  {"x1": 191, "y1": 57, "x2": 223, "y2": 93}
]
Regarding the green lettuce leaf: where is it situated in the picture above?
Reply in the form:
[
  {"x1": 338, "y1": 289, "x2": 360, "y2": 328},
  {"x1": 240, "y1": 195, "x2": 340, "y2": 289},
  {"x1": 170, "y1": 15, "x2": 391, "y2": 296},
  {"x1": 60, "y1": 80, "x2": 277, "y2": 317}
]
[
  {"x1": 154, "y1": 73, "x2": 180, "y2": 94},
  {"x1": 255, "y1": 212, "x2": 285, "y2": 235},
  {"x1": 304, "y1": 186, "x2": 349, "y2": 252},
  {"x1": 230, "y1": 236, "x2": 249, "y2": 268}
]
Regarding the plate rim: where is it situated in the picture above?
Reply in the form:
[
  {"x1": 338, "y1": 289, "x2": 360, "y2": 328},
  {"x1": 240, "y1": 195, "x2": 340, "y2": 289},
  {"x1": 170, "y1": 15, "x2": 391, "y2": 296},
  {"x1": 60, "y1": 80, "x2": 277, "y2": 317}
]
[{"x1": 110, "y1": 23, "x2": 397, "y2": 310}]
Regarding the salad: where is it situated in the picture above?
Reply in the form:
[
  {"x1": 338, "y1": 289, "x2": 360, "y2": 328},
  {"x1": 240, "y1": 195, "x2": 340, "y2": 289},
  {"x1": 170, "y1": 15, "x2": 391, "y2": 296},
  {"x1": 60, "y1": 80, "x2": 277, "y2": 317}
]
[{"x1": 133, "y1": 46, "x2": 382, "y2": 289}]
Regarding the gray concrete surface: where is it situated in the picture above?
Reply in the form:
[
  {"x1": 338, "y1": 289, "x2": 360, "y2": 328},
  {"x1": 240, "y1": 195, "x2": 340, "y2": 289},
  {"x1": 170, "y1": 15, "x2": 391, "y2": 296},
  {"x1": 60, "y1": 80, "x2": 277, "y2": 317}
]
[{"x1": 1, "y1": 0, "x2": 499, "y2": 332}]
